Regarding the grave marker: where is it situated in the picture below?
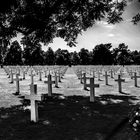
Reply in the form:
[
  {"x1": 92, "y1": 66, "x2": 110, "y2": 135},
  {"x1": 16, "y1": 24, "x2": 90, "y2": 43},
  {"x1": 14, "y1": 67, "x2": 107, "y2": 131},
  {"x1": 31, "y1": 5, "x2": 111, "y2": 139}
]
[
  {"x1": 10, "y1": 70, "x2": 14, "y2": 83},
  {"x1": 44, "y1": 70, "x2": 47, "y2": 78},
  {"x1": 44, "y1": 74, "x2": 55, "y2": 96},
  {"x1": 103, "y1": 71, "x2": 110, "y2": 85},
  {"x1": 81, "y1": 73, "x2": 90, "y2": 90},
  {"x1": 54, "y1": 72, "x2": 59, "y2": 88},
  {"x1": 39, "y1": 71, "x2": 43, "y2": 81},
  {"x1": 97, "y1": 71, "x2": 102, "y2": 81},
  {"x1": 131, "y1": 72, "x2": 140, "y2": 87},
  {"x1": 86, "y1": 78, "x2": 99, "y2": 102},
  {"x1": 13, "y1": 74, "x2": 20, "y2": 95},
  {"x1": 25, "y1": 84, "x2": 44, "y2": 122},
  {"x1": 78, "y1": 71, "x2": 83, "y2": 84},
  {"x1": 57, "y1": 71, "x2": 62, "y2": 82},
  {"x1": 92, "y1": 70, "x2": 96, "y2": 78},
  {"x1": 110, "y1": 69, "x2": 114, "y2": 78},
  {"x1": 115, "y1": 75, "x2": 125, "y2": 93},
  {"x1": 23, "y1": 70, "x2": 26, "y2": 80},
  {"x1": 29, "y1": 70, "x2": 35, "y2": 84},
  {"x1": 129, "y1": 70, "x2": 134, "y2": 79}
]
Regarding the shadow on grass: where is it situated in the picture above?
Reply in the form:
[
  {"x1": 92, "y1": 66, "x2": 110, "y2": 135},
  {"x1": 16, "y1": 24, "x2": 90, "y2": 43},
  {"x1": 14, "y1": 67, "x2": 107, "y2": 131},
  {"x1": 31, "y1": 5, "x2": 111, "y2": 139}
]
[
  {"x1": 98, "y1": 79, "x2": 103, "y2": 81},
  {"x1": 136, "y1": 86, "x2": 140, "y2": 88},
  {"x1": 84, "y1": 88, "x2": 90, "y2": 91},
  {"x1": 106, "y1": 84, "x2": 113, "y2": 87},
  {"x1": 0, "y1": 94, "x2": 140, "y2": 140},
  {"x1": 119, "y1": 91, "x2": 130, "y2": 95}
]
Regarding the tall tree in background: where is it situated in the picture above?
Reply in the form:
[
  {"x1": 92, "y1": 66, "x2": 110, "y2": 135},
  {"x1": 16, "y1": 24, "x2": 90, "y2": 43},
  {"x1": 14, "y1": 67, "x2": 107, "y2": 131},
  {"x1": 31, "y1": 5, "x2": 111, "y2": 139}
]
[
  {"x1": 55, "y1": 49, "x2": 65, "y2": 65},
  {"x1": 113, "y1": 43, "x2": 132, "y2": 65},
  {"x1": 21, "y1": 36, "x2": 42, "y2": 65},
  {"x1": 31, "y1": 45, "x2": 44, "y2": 65},
  {"x1": 4, "y1": 41, "x2": 22, "y2": 65},
  {"x1": 92, "y1": 43, "x2": 113, "y2": 65},
  {"x1": 61, "y1": 50, "x2": 71, "y2": 65},
  {"x1": 55, "y1": 49, "x2": 71, "y2": 65},
  {"x1": 79, "y1": 48, "x2": 90, "y2": 65},
  {"x1": 71, "y1": 51, "x2": 80, "y2": 65},
  {"x1": 112, "y1": 47, "x2": 119, "y2": 65},
  {"x1": 0, "y1": 39, "x2": 9, "y2": 65},
  {"x1": 131, "y1": 50, "x2": 140, "y2": 65},
  {"x1": 45, "y1": 47, "x2": 55, "y2": 65}
]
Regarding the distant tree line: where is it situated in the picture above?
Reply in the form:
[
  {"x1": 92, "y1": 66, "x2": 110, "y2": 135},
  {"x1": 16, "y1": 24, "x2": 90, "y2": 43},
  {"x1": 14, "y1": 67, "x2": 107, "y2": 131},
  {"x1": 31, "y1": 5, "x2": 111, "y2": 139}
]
[{"x1": 1, "y1": 40, "x2": 140, "y2": 66}]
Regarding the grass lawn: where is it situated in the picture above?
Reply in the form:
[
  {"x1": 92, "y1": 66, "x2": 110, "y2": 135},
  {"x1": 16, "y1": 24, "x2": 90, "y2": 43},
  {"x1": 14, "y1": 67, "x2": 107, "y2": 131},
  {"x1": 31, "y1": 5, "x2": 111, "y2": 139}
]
[{"x1": 0, "y1": 67, "x2": 140, "y2": 140}]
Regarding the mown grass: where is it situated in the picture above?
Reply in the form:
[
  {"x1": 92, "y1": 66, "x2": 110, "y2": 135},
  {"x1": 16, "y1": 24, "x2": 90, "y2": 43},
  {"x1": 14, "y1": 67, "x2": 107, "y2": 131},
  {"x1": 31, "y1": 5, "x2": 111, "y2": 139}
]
[{"x1": 0, "y1": 94, "x2": 139, "y2": 140}]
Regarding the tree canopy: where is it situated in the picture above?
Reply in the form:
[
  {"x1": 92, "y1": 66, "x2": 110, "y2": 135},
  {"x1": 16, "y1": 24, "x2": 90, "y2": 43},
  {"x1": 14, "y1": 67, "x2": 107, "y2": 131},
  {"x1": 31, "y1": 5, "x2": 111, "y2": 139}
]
[
  {"x1": 93, "y1": 43, "x2": 113, "y2": 65},
  {"x1": 2, "y1": 41, "x2": 140, "y2": 66},
  {"x1": 4, "y1": 41, "x2": 22, "y2": 65},
  {"x1": 0, "y1": 0, "x2": 127, "y2": 47}
]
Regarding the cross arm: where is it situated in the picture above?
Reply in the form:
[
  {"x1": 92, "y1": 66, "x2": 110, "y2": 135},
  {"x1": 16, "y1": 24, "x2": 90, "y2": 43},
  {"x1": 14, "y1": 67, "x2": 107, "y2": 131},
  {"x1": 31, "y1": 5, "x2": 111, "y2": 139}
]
[{"x1": 25, "y1": 94, "x2": 44, "y2": 101}]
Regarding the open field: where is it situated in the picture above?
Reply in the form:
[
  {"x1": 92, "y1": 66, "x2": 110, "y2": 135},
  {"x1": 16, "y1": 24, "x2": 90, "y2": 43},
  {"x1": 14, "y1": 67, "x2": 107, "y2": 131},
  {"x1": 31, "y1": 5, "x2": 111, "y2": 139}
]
[{"x1": 0, "y1": 66, "x2": 140, "y2": 140}]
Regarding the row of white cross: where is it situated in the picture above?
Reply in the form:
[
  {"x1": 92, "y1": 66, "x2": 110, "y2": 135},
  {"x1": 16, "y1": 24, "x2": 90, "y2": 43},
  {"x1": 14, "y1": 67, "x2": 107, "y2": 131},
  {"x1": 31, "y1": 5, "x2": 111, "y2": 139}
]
[
  {"x1": 3, "y1": 65, "x2": 140, "y2": 123},
  {"x1": 4, "y1": 66, "x2": 68, "y2": 122},
  {"x1": 74, "y1": 66, "x2": 140, "y2": 102},
  {"x1": 4, "y1": 66, "x2": 67, "y2": 94}
]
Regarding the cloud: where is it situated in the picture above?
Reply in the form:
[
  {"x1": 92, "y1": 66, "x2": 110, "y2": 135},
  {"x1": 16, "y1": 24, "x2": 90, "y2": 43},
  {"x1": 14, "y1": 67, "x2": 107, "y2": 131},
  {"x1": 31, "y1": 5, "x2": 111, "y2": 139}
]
[
  {"x1": 108, "y1": 33, "x2": 115, "y2": 37},
  {"x1": 96, "y1": 20, "x2": 116, "y2": 29},
  {"x1": 126, "y1": 0, "x2": 137, "y2": 5},
  {"x1": 96, "y1": 21, "x2": 108, "y2": 25},
  {"x1": 105, "y1": 25, "x2": 115, "y2": 29}
]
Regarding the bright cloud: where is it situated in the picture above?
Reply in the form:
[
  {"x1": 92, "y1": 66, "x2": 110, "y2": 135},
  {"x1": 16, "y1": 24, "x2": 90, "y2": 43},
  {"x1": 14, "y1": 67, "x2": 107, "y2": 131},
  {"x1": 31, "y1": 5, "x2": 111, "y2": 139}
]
[
  {"x1": 105, "y1": 25, "x2": 115, "y2": 29},
  {"x1": 96, "y1": 21, "x2": 108, "y2": 25},
  {"x1": 108, "y1": 34, "x2": 115, "y2": 37}
]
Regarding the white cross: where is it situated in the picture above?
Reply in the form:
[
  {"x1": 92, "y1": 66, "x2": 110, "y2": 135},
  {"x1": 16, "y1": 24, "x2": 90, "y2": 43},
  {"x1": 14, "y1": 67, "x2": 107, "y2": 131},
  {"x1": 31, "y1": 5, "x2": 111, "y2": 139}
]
[
  {"x1": 86, "y1": 78, "x2": 99, "y2": 102},
  {"x1": 81, "y1": 73, "x2": 90, "y2": 90},
  {"x1": 103, "y1": 71, "x2": 110, "y2": 85},
  {"x1": 25, "y1": 84, "x2": 44, "y2": 122},
  {"x1": 10, "y1": 69, "x2": 14, "y2": 83},
  {"x1": 29, "y1": 70, "x2": 35, "y2": 85},
  {"x1": 110, "y1": 69, "x2": 114, "y2": 78},
  {"x1": 115, "y1": 75, "x2": 125, "y2": 93},
  {"x1": 38, "y1": 71, "x2": 43, "y2": 81},
  {"x1": 22, "y1": 70, "x2": 26, "y2": 80},
  {"x1": 131, "y1": 72, "x2": 140, "y2": 87},
  {"x1": 44, "y1": 74, "x2": 55, "y2": 96},
  {"x1": 97, "y1": 71, "x2": 102, "y2": 81},
  {"x1": 54, "y1": 72, "x2": 59, "y2": 88},
  {"x1": 13, "y1": 74, "x2": 20, "y2": 95}
]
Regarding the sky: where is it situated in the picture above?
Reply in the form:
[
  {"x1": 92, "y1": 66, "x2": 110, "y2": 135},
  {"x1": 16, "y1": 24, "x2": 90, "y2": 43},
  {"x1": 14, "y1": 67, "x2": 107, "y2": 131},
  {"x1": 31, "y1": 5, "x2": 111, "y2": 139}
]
[{"x1": 15, "y1": 0, "x2": 140, "y2": 52}]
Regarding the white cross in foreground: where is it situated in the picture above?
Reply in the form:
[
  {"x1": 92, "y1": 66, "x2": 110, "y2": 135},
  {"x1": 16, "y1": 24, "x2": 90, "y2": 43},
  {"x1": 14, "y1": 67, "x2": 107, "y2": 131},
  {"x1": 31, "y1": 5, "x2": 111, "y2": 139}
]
[
  {"x1": 25, "y1": 84, "x2": 44, "y2": 122},
  {"x1": 115, "y1": 75, "x2": 125, "y2": 93},
  {"x1": 86, "y1": 78, "x2": 99, "y2": 102}
]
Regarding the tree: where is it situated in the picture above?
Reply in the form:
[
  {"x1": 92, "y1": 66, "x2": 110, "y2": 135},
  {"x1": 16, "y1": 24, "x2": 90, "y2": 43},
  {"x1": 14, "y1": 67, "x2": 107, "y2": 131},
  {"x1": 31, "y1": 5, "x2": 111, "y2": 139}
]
[
  {"x1": 112, "y1": 43, "x2": 132, "y2": 65},
  {"x1": 131, "y1": 50, "x2": 140, "y2": 65},
  {"x1": 21, "y1": 36, "x2": 43, "y2": 65},
  {"x1": 55, "y1": 49, "x2": 65, "y2": 65},
  {"x1": 61, "y1": 49, "x2": 71, "y2": 65},
  {"x1": 132, "y1": 13, "x2": 140, "y2": 24},
  {"x1": 92, "y1": 43, "x2": 113, "y2": 65},
  {"x1": 31, "y1": 45, "x2": 44, "y2": 65},
  {"x1": 4, "y1": 40, "x2": 23, "y2": 65},
  {"x1": 45, "y1": 47, "x2": 55, "y2": 65},
  {"x1": 55, "y1": 49, "x2": 71, "y2": 65},
  {"x1": 79, "y1": 48, "x2": 91, "y2": 65},
  {"x1": 71, "y1": 51, "x2": 80, "y2": 65},
  {"x1": 0, "y1": 0, "x2": 127, "y2": 47},
  {"x1": 112, "y1": 47, "x2": 119, "y2": 65},
  {"x1": 0, "y1": 38, "x2": 10, "y2": 65}
]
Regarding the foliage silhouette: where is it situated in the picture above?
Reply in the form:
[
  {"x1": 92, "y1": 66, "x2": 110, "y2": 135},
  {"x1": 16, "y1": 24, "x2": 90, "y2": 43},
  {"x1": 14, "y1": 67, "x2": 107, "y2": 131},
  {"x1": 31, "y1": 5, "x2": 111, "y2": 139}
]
[{"x1": 0, "y1": 0, "x2": 127, "y2": 47}]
